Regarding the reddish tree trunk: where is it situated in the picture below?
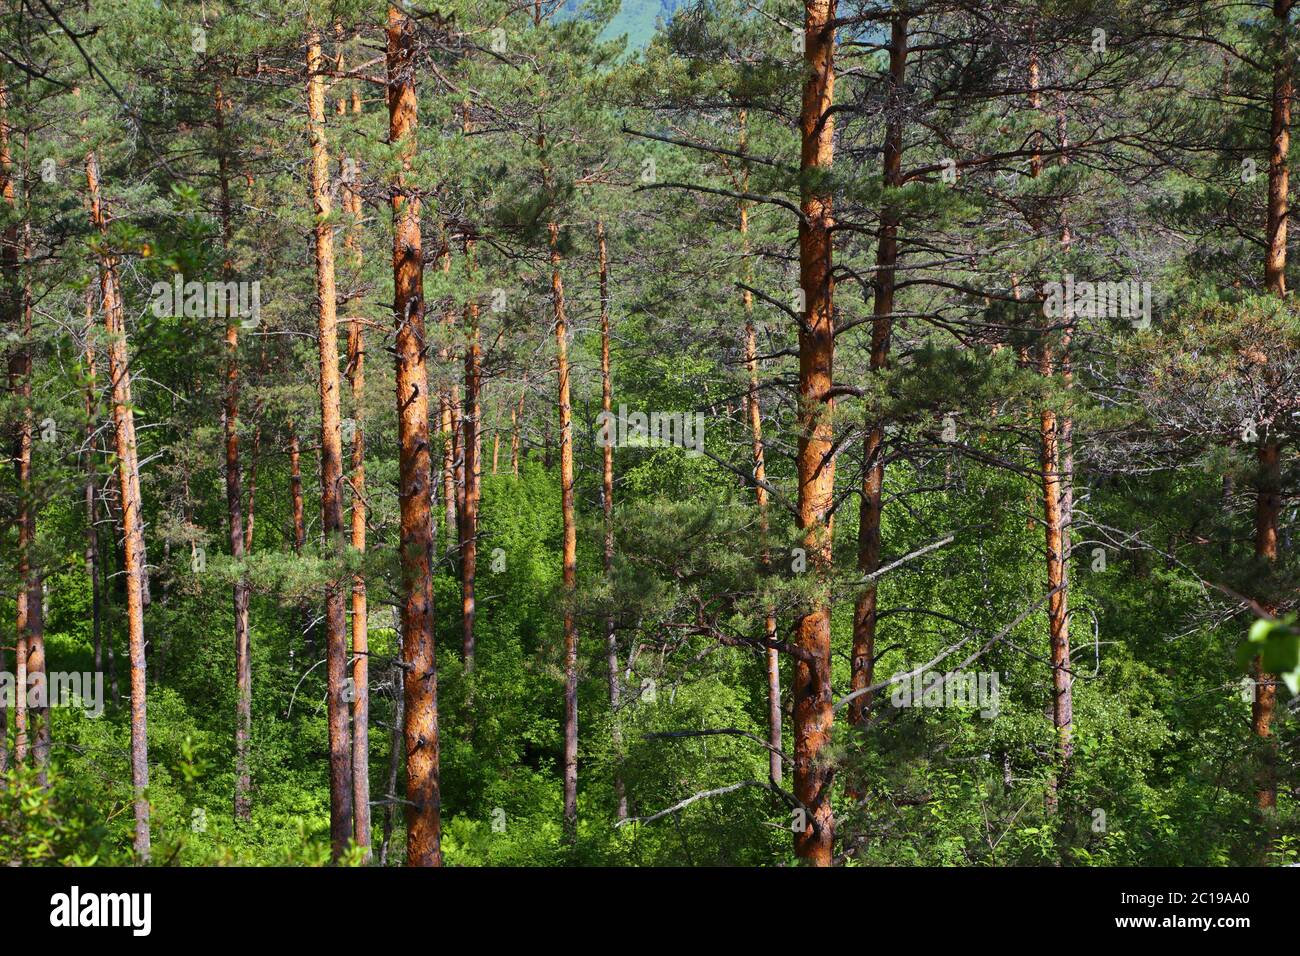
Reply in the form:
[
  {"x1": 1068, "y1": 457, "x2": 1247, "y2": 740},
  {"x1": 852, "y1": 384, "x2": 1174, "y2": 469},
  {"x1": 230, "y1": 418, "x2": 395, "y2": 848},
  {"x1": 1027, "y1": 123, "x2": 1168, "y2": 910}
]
[
  {"x1": 793, "y1": 0, "x2": 838, "y2": 866},
  {"x1": 387, "y1": 6, "x2": 442, "y2": 866},
  {"x1": 307, "y1": 29, "x2": 354, "y2": 857},
  {"x1": 1254, "y1": 0, "x2": 1292, "y2": 812},
  {"x1": 461, "y1": 228, "x2": 481, "y2": 675},
  {"x1": 342, "y1": 80, "x2": 371, "y2": 859},
  {"x1": 86, "y1": 148, "x2": 151, "y2": 860},
  {"x1": 550, "y1": 217, "x2": 580, "y2": 844},
  {"x1": 850, "y1": 17, "x2": 908, "y2": 756}
]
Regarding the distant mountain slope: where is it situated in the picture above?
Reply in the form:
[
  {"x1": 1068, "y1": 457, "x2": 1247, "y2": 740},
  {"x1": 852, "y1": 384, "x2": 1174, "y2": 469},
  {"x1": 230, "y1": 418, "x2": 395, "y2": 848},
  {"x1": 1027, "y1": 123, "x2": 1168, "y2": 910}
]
[{"x1": 596, "y1": 0, "x2": 683, "y2": 50}]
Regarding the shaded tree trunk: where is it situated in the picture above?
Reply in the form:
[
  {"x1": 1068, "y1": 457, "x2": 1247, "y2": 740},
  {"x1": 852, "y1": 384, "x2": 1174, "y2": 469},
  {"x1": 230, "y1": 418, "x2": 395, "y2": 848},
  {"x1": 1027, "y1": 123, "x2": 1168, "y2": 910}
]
[
  {"x1": 461, "y1": 224, "x2": 481, "y2": 676},
  {"x1": 215, "y1": 83, "x2": 253, "y2": 823},
  {"x1": 597, "y1": 220, "x2": 628, "y2": 818},
  {"x1": 1253, "y1": 0, "x2": 1292, "y2": 812},
  {"x1": 850, "y1": 17, "x2": 908, "y2": 755},
  {"x1": 736, "y1": 117, "x2": 782, "y2": 787}
]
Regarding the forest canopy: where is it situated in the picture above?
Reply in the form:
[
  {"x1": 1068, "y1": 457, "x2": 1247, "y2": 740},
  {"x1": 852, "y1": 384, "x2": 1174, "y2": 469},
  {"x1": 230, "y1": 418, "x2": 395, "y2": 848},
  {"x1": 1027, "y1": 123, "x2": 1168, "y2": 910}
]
[{"x1": 0, "y1": 0, "x2": 1298, "y2": 869}]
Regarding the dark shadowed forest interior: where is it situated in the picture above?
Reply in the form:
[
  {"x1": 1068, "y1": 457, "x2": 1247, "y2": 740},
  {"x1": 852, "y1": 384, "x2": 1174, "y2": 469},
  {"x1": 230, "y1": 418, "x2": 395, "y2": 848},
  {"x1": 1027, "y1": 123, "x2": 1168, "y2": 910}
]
[{"x1": 2, "y1": 0, "x2": 1300, "y2": 869}]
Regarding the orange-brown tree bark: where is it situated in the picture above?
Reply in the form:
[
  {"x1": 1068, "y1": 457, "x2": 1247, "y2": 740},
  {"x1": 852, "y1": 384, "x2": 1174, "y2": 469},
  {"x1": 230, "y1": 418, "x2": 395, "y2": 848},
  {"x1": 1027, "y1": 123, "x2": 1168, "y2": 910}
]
[
  {"x1": 461, "y1": 254, "x2": 481, "y2": 674},
  {"x1": 387, "y1": 6, "x2": 442, "y2": 866},
  {"x1": 849, "y1": 17, "x2": 908, "y2": 759},
  {"x1": 1252, "y1": 0, "x2": 1292, "y2": 812},
  {"x1": 307, "y1": 28, "x2": 354, "y2": 857},
  {"x1": 341, "y1": 76, "x2": 371, "y2": 857},
  {"x1": 793, "y1": 0, "x2": 838, "y2": 866},
  {"x1": 85, "y1": 148, "x2": 151, "y2": 860},
  {"x1": 551, "y1": 215, "x2": 580, "y2": 844},
  {"x1": 597, "y1": 220, "x2": 628, "y2": 818}
]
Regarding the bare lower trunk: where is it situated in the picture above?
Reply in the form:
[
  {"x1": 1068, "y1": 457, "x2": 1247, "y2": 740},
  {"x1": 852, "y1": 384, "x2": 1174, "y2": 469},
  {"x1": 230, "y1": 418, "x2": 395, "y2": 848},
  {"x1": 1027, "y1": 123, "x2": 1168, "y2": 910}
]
[
  {"x1": 387, "y1": 6, "x2": 442, "y2": 866},
  {"x1": 307, "y1": 30, "x2": 354, "y2": 857},
  {"x1": 343, "y1": 80, "x2": 371, "y2": 857},
  {"x1": 216, "y1": 84, "x2": 253, "y2": 823},
  {"x1": 86, "y1": 149, "x2": 150, "y2": 861},
  {"x1": 737, "y1": 122, "x2": 782, "y2": 787},
  {"x1": 511, "y1": 392, "x2": 522, "y2": 476},
  {"x1": 550, "y1": 217, "x2": 580, "y2": 844},
  {"x1": 597, "y1": 221, "x2": 628, "y2": 818},
  {"x1": 461, "y1": 233, "x2": 481, "y2": 676},
  {"x1": 1040, "y1": 396, "x2": 1072, "y2": 802},
  {"x1": 1254, "y1": 0, "x2": 1291, "y2": 811},
  {"x1": 850, "y1": 18, "x2": 908, "y2": 762},
  {"x1": 379, "y1": 653, "x2": 405, "y2": 866},
  {"x1": 792, "y1": 0, "x2": 838, "y2": 866}
]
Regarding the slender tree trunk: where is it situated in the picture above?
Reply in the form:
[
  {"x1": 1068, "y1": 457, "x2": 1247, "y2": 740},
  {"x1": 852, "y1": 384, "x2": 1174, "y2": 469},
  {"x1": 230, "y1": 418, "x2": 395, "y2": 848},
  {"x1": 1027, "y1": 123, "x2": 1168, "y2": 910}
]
[
  {"x1": 244, "y1": 423, "x2": 260, "y2": 552},
  {"x1": 19, "y1": 218, "x2": 47, "y2": 785},
  {"x1": 792, "y1": 0, "x2": 838, "y2": 866},
  {"x1": 461, "y1": 221, "x2": 481, "y2": 676},
  {"x1": 1266, "y1": 0, "x2": 1293, "y2": 294},
  {"x1": 436, "y1": 232, "x2": 459, "y2": 548},
  {"x1": 1253, "y1": 443, "x2": 1282, "y2": 809},
  {"x1": 307, "y1": 29, "x2": 354, "y2": 857},
  {"x1": 215, "y1": 83, "x2": 253, "y2": 823},
  {"x1": 850, "y1": 19, "x2": 908, "y2": 757},
  {"x1": 736, "y1": 118, "x2": 782, "y2": 787},
  {"x1": 85, "y1": 148, "x2": 150, "y2": 861},
  {"x1": 1254, "y1": 1, "x2": 1291, "y2": 810},
  {"x1": 340, "y1": 77, "x2": 371, "y2": 859},
  {"x1": 2, "y1": 83, "x2": 28, "y2": 773},
  {"x1": 387, "y1": 6, "x2": 442, "y2": 866},
  {"x1": 597, "y1": 221, "x2": 628, "y2": 819},
  {"x1": 549, "y1": 216, "x2": 580, "y2": 844},
  {"x1": 1039, "y1": 384, "x2": 1072, "y2": 797},
  {"x1": 379, "y1": 653, "x2": 405, "y2": 866},
  {"x1": 511, "y1": 391, "x2": 523, "y2": 476},
  {"x1": 287, "y1": 421, "x2": 306, "y2": 550}
]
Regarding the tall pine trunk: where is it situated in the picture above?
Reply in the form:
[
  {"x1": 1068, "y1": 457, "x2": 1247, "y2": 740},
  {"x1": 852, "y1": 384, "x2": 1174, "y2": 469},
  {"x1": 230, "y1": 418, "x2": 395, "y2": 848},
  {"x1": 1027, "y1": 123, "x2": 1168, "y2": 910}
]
[
  {"x1": 307, "y1": 29, "x2": 354, "y2": 857},
  {"x1": 341, "y1": 78, "x2": 371, "y2": 857},
  {"x1": 1254, "y1": 0, "x2": 1291, "y2": 810},
  {"x1": 215, "y1": 83, "x2": 253, "y2": 823},
  {"x1": 737, "y1": 115, "x2": 782, "y2": 787},
  {"x1": 85, "y1": 148, "x2": 150, "y2": 860},
  {"x1": 850, "y1": 17, "x2": 908, "y2": 758},
  {"x1": 597, "y1": 220, "x2": 628, "y2": 818},
  {"x1": 387, "y1": 6, "x2": 442, "y2": 866},
  {"x1": 461, "y1": 206, "x2": 481, "y2": 675},
  {"x1": 793, "y1": 0, "x2": 838, "y2": 866},
  {"x1": 550, "y1": 216, "x2": 580, "y2": 844}
]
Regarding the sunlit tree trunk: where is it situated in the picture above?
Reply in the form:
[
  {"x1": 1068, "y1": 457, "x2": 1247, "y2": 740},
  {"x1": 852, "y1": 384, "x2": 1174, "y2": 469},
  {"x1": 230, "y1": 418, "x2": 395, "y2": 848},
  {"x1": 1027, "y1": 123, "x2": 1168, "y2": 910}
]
[
  {"x1": 341, "y1": 75, "x2": 371, "y2": 858},
  {"x1": 550, "y1": 215, "x2": 580, "y2": 844},
  {"x1": 387, "y1": 5, "x2": 442, "y2": 866},
  {"x1": 85, "y1": 148, "x2": 150, "y2": 861},
  {"x1": 792, "y1": 0, "x2": 838, "y2": 866},
  {"x1": 307, "y1": 28, "x2": 354, "y2": 857}
]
